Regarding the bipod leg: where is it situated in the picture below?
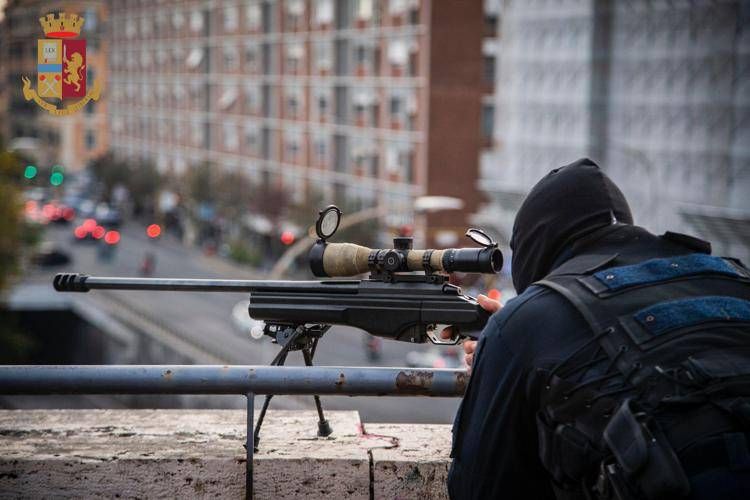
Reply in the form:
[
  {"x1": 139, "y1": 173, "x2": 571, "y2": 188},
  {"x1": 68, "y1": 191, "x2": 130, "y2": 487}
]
[
  {"x1": 253, "y1": 349, "x2": 289, "y2": 451},
  {"x1": 302, "y1": 346, "x2": 332, "y2": 437},
  {"x1": 245, "y1": 392, "x2": 254, "y2": 500}
]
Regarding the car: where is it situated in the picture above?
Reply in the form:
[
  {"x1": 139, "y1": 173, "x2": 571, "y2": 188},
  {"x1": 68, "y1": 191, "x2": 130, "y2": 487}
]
[
  {"x1": 94, "y1": 203, "x2": 122, "y2": 227},
  {"x1": 31, "y1": 243, "x2": 72, "y2": 267}
]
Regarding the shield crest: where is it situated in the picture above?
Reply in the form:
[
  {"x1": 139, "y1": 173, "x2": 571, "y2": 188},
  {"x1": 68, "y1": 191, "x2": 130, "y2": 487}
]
[{"x1": 38, "y1": 38, "x2": 86, "y2": 99}]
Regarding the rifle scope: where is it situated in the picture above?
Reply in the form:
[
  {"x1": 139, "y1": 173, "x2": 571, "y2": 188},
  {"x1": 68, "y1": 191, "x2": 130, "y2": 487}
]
[
  {"x1": 309, "y1": 240, "x2": 502, "y2": 277},
  {"x1": 309, "y1": 205, "x2": 503, "y2": 278}
]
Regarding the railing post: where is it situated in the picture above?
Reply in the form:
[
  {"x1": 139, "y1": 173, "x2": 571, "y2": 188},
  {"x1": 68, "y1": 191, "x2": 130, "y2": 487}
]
[{"x1": 246, "y1": 392, "x2": 254, "y2": 500}]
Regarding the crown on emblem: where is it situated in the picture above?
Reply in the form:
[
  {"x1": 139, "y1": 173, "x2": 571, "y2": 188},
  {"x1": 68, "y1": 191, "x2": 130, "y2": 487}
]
[{"x1": 39, "y1": 12, "x2": 84, "y2": 38}]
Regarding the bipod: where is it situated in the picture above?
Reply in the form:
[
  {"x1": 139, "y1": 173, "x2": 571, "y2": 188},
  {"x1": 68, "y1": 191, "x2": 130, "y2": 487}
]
[{"x1": 253, "y1": 324, "x2": 332, "y2": 451}]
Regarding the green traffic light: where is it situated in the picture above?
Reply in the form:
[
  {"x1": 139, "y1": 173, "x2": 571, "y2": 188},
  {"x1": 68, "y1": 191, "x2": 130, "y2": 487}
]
[
  {"x1": 50, "y1": 172, "x2": 64, "y2": 186},
  {"x1": 23, "y1": 165, "x2": 37, "y2": 179}
]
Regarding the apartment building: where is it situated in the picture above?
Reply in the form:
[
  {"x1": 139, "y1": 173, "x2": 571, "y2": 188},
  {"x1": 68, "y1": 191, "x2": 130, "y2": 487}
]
[
  {"x1": 477, "y1": 0, "x2": 749, "y2": 260},
  {"x1": 107, "y1": 0, "x2": 484, "y2": 246},
  {"x1": 0, "y1": 0, "x2": 109, "y2": 170}
]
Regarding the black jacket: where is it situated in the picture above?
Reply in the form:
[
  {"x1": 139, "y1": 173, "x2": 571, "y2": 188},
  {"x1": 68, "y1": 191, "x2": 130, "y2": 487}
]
[
  {"x1": 447, "y1": 224, "x2": 713, "y2": 499},
  {"x1": 449, "y1": 159, "x2": 705, "y2": 498}
]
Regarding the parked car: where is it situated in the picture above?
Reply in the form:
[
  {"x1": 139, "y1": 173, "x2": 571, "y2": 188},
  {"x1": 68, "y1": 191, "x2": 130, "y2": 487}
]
[
  {"x1": 94, "y1": 203, "x2": 122, "y2": 227},
  {"x1": 32, "y1": 243, "x2": 72, "y2": 267}
]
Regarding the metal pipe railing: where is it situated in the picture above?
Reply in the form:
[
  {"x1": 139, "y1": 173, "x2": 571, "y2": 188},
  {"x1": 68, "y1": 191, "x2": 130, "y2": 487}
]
[
  {"x1": 0, "y1": 365, "x2": 467, "y2": 396},
  {"x1": 0, "y1": 365, "x2": 467, "y2": 499}
]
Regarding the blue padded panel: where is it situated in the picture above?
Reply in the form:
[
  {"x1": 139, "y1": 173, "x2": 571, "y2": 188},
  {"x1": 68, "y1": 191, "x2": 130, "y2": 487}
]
[
  {"x1": 594, "y1": 254, "x2": 741, "y2": 292},
  {"x1": 635, "y1": 296, "x2": 750, "y2": 336}
]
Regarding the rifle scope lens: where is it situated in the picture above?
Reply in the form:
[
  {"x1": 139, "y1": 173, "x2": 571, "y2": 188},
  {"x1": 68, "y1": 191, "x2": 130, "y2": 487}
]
[{"x1": 442, "y1": 247, "x2": 503, "y2": 274}]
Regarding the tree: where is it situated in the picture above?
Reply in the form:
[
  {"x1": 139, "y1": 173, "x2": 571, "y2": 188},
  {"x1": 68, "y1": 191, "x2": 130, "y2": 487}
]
[
  {"x1": 0, "y1": 135, "x2": 24, "y2": 294},
  {"x1": 89, "y1": 152, "x2": 130, "y2": 202}
]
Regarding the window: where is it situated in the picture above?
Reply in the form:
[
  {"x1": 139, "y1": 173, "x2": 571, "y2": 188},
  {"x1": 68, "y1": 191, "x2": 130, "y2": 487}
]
[
  {"x1": 389, "y1": 87, "x2": 416, "y2": 128},
  {"x1": 481, "y1": 103, "x2": 494, "y2": 140},
  {"x1": 172, "y1": 9, "x2": 184, "y2": 29},
  {"x1": 285, "y1": 85, "x2": 304, "y2": 117},
  {"x1": 224, "y1": 6, "x2": 239, "y2": 32},
  {"x1": 352, "y1": 38, "x2": 377, "y2": 74},
  {"x1": 223, "y1": 122, "x2": 239, "y2": 151},
  {"x1": 245, "y1": 43, "x2": 259, "y2": 71},
  {"x1": 388, "y1": 39, "x2": 408, "y2": 66},
  {"x1": 286, "y1": 0, "x2": 305, "y2": 29},
  {"x1": 285, "y1": 42, "x2": 305, "y2": 73},
  {"x1": 313, "y1": 41, "x2": 333, "y2": 72},
  {"x1": 156, "y1": 48, "x2": 168, "y2": 65},
  {"x1": 389, "y1": 0, "x2": 408, "y2": 15},
  {"x1": 284, "y1": 128, "x2": 303, "y2": 162},
  {"x1": 311, "y1": 86, "x2": 332, "y2": 122},
  {"x1": 483, "y1": 56, "x2": 496, "y2": 84},
  {"x1": 244, "y1": 83, "x2": 260, "y2": 113},
  {"x1": 385, "y1": 141, "x2": 414, "y2": 181},
  {"x1": 155, "y1": 10, "x2": 167, "y2": 30},
  {"x1": 86, "y1": 130, "x2": 95, "y2": 149},
  {"x1": 356, "y1": 0, "x2": 374, "y2": 20},
  {"x1": 351, "y1": 137, "x2": 377, "y2": 175},
  {"x1": 244, "y1": 121, "x2": 259, "y2": 153},
  {"x1": 84, "y1": 8, "x2": 97, "y2": 32},
  {"x1": 313, "y1": 132, "x2": 329, "y2": 164},
  {"x1": 314, "y1": 0, "x2": 334, "y2": 26},
  {"x1": 141, "y1": 15, "x2": 152, "y2": 36},
  {"x1": 223, "y1": 44, "x2": 240, "y2": 70},
  {"x1": 191, "y1": 121, "x2": 203, "y2": 146},
  {"x1": 140, "y1": 48, "x2": 151, "y2": 69},
  {"x1": 352, "y1": 87, "x2": 377, "y2": 125},
  {"x1": 246, "y1": 1, "x2": 261, "y2": 30},
  {"x1": 186, "y1": 47, "x2": 204, "y2": 69},
  {"x1": 126, "y1": 18, "x2": 136, "y2": 38},
  {"x1": 190, "y1": 9, "x2": 204, "y2": 33},
  {"x1": 218, "y1": 86, "x2": 238, "y2": 110}
]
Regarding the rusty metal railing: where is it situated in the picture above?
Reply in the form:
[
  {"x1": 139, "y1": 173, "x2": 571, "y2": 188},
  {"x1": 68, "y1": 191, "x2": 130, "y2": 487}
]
[{"x1": 0, "y1": 365, "x2": 467, "y2": 499}]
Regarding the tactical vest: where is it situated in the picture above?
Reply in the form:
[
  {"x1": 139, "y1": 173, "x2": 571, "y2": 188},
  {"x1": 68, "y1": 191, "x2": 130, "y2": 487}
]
[{"x1": 533, "y1": 249, "x2": 750, "y2": 500}]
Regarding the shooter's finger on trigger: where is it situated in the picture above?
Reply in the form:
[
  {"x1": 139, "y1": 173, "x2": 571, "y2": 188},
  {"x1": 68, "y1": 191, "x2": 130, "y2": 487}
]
[{"x1": 439, "y1": 326, "x2": 454, "y2": 340}]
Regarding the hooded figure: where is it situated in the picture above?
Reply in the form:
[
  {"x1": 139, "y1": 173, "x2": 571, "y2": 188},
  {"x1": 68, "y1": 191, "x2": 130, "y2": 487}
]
[
  {"x1": 510, "y1": 158, "x2": 633, "y2": 293},
  {"x1": 447, "y1": 159, "x2": 750, "y2": 500}
]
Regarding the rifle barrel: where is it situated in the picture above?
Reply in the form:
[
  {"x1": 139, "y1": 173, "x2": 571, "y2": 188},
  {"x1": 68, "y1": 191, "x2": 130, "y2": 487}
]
[{"x1": 53, "y1": 273, "x2": 359, "y2": 293}]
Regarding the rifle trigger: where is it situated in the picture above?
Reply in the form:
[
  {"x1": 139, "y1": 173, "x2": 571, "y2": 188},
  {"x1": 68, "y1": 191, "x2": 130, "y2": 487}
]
[{"x1": 426, "y1": 323, "x2": 461, "y2": 345}]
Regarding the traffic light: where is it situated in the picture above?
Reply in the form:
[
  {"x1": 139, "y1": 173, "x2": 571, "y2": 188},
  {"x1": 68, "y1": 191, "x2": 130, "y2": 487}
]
[
  {"x1": 50, "y1": 165, "x2": 64, "y2": 186},
  {"x1": 24, "y1": 165, "x2": 37, "y2": 179}
]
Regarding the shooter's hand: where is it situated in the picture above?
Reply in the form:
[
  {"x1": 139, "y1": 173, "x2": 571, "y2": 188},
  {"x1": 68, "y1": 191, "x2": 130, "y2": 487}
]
[{"x1": 440, "y1": 294, "x2": 502, "y2": 374}]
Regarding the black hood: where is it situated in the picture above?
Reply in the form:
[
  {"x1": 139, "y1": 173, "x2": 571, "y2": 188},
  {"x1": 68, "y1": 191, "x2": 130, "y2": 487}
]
[{"x1": 510, "y1": 158, "x2": 633, "y2": 293}]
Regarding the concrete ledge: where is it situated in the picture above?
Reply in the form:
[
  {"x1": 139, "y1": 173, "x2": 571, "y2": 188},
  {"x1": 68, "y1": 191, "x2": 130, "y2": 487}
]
[{"x1": 0, "y1": 410, "x2": 451, "y2": 499}]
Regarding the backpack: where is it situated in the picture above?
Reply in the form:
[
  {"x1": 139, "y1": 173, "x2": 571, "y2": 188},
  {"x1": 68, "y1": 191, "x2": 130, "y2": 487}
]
[{"x1": 533, "y1": 248, "x2": 750, "y2": 499}]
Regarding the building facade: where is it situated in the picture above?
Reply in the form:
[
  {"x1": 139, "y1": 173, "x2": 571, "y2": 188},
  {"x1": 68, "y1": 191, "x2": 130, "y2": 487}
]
[
  {"x1": 0, "y1": 0, "x2": 109, "y2": 170},
  {"x1": 107, "y1": 0, "x2": 483, "y2": 246},
  {"x1": 477, "y1": 0, "x2": 749, "y2": 260}
]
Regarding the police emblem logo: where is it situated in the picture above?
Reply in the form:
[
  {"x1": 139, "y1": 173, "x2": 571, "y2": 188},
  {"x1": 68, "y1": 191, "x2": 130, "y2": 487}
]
[{"x1": 20, "y1": 12, "x2": 102, "y2": 116}]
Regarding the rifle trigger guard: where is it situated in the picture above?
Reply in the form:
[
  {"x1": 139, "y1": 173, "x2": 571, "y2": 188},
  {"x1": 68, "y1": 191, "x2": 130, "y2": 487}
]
[{"x1": 426, "y1": 323, "x2": 461, "y2": 345}]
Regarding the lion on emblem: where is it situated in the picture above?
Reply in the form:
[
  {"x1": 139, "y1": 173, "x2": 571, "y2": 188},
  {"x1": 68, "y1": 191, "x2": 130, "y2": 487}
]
[{"x1": 63, "y1": 51, "x2": 85, "y2": 92}]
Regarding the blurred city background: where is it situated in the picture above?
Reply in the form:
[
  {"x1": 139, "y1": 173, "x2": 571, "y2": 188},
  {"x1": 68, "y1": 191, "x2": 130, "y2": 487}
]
[{"x1": 0, "y1": 0, "x2": 748, "y2": 423}]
